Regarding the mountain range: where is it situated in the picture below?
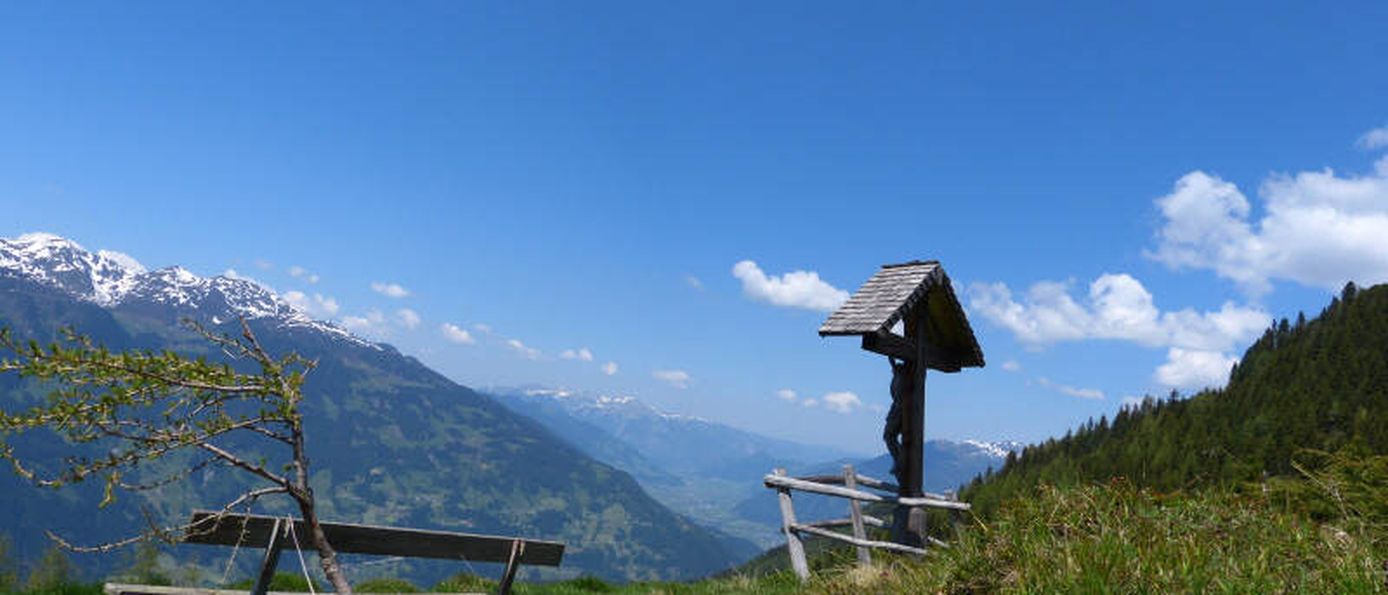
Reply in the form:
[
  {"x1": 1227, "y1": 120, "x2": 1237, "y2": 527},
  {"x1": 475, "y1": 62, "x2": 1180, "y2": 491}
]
[
  {"x1": 0, "y1": 232, "x2": 1022, "y2": 584},
  {"x1": 487, "y1": 387, "x2": 1020, "y2": 550},
  {"x1": 0, "y1": 233, "x2": 744, "y2": 584}
]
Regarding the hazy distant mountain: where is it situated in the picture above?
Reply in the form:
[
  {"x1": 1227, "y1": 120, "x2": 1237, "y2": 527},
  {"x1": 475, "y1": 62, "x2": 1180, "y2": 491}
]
[
  {"x1": 0, "y1": 233, "x2": 746, "y2": 583},
  {"x1": 489, "y1": 386, "x2": 1020, "y2": 550}
]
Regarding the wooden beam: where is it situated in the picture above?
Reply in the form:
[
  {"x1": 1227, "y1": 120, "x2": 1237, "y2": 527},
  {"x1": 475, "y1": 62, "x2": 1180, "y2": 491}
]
[
  {"x1": 802, "y1": 515, "x2": 886, "y2": 529},
  {"x1": 861, "y1": 331, "x2": 916, "y2": 361},
  {"x1": 860, "y1": 331, "x2": 962, "y2": 372},
  {"x1": 843, "y1": 465, "x2": 871, "y2": 566},
  {"x1": 250, "y1": 518, "x2": 284, "y2": 595},
  {"x1": 185, "y1": 512, "x2": 564, "y2": 567},
  {"x1": 789, "y1": 524, "x2": 928, "y2": 557},
  {"x1": 773, "y1": 468, "x2": 811, "y2": 582},
  {"x1": 763, "y1": 474, "x2": 969, "y2": 511}
]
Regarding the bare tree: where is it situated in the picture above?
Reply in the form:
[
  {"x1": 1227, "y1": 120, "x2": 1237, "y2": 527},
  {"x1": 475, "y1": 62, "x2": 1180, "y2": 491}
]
[{"x1": 0, "y1": 319, "x2": 353, "y2": 593}]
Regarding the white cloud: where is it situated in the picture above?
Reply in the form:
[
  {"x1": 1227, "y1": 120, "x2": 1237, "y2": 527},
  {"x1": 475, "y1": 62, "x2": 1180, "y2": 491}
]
[
  {"x1": 1358, "y1": 126, "x2": 1388, "y2": 150},
  {"x1": 801, "y1": 398, "x2": 819, "y2": 408},
  {"x1": 561, "y1": 347, "x2": 594, "y2": 361},
  {"x1": 1154, "y1": 348, "x2": 1237, "y2": 390},
  {"x1": 98, "y1": 250, "x2": 146, "y2": 273},
  {"x1": 439, "y1": 323, "x2": 475, "y2": 345},
  {"x1": 1036, "y1": 377, "x2": 1105, "y2": 400},
  {"x1": 254, "y1": 259, "x2": 273, "y2": 271},
  {"x1": 395, "y1": 308, "x2": 421, "y2": 329},
  {"x1": 472, "y1": 323, "x2": 493, "y2": 334},
  {"x1": 776, "y1": 389, "x2": 798, "y2": 402},
  {"x1": 341, "y1": 310, "x2": 388, "y2": 335},
  {"x1": 652, "y1": 369, "x2": 691, "y2": 389},
  {"x1": 684, "y1": 274, "x2": 704, "y2": 291},
  {"x1": 507, "y1": 339, "x2": 541, "y2": 360},
  {"x1": 1001, "y1": 360, "x2": 1022, "y2": 372},
  {"x1": 969, "y1": 274, "x2": 1268, "y2": 353},
  {"x1": 732, "y1": 260, "x2": 849, "y2": 312},
  {"x1": 971, "y1": 273, "x2": 1266, "y2": 391},
  {"x1": 288, "y1": 265, "x2": 320, "y2": 284},
  {"x1": 1120, "y1": 395, "x2": 1146, "y2": 410},
  {"x1": 284, "y1": 291, "x2": 341, "y2": 318},
  {"x1": 371, "y1": 282, "x2": 411, "y2": 298},
  {"x1": 1148, "y1": 146, "x2": 1388, "y2": 295},
  {"x1": 821, "y1": 391, "x2": 863, "y2": 413},
  {"x1": 601, "y1": 361, "x2": 619, "y2": 376}
]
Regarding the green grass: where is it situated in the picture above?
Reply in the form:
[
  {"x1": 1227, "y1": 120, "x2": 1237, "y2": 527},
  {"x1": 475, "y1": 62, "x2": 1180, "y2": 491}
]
[
  {"x1": 809, "y1": 478, "x2": 1385, "y2": 594},
  {"x1": 12, "y1": 461, "x2": 1382, "y2": 594}
]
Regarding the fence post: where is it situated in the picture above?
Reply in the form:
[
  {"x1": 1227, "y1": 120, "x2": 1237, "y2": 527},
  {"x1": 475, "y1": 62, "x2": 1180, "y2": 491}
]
[
  {"x1": 842, "y1": 465, "x2": 871, "y2": 566},
  {"x1": 774, "y1": 468, "x2": 810, "y2": 581}
]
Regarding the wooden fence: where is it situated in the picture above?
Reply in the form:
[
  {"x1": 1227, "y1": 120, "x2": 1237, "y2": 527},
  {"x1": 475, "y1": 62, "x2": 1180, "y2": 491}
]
[{"x1": 763, "y1": 465, "x2": 969, "y2": 581}]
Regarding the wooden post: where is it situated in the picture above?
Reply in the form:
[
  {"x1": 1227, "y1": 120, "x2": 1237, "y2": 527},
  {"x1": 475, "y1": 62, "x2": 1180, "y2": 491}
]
[
  {"x1": 842, "y1": 465, "x2": 870, "y2": 566},
  {"x1": 892, "y1": 310, "x2": 929, "y2": 547},
  {"x1": 497, "y1": 538, "x2": 525, "y2": 595},
  {"x1": 774, "y1": 468, "x2": 810, "y2": 582},
  {"x1": 250, "y1": 518, "x2": 285, "y2": 595}
]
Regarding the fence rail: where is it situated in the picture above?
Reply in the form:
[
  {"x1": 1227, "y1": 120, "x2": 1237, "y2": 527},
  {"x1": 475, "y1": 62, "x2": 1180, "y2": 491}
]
[{"x1": 763, "y1": 465, "x2": 969, "y2": 581}]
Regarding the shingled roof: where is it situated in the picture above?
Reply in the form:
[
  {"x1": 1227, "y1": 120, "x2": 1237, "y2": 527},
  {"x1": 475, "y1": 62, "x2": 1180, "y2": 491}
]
[{"x1": 819, "y1": 260, "x2": 984, "y2": 369}]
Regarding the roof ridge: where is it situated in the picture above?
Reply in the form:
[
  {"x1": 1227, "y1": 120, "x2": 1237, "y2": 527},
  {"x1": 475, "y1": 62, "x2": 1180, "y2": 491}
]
[{"x1": 881, "y1": 259, "x2": 939, "y2": 269}]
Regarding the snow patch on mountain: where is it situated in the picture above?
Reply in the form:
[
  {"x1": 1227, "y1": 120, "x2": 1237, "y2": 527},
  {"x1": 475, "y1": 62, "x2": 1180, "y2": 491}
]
[
  {"x1": 962, "y1": 439, "x2": 1026, "y2": 459},
  {"x1": 0, "y1": 233, "x2": 375, "y2": 348}
]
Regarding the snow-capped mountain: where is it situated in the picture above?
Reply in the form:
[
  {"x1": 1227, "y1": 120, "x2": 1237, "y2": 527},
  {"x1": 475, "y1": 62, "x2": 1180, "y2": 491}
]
[{"x1": 0, "y1": 232, "x2": 369, "y2": 346}]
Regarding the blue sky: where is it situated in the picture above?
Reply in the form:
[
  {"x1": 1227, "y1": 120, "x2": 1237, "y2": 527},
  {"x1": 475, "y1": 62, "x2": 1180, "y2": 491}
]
[{"x1": 2, "y1": 2, "x2": 1387, "y2": 453}]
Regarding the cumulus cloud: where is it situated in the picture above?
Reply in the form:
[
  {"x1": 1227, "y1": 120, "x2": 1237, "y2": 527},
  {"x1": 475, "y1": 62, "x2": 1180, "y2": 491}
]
[
  {"x1": 821, "y1": 391, "x2": 863, "y2": 413},
  {"x1": 1148, "y1": 145, "x2": 1388, "y2": 295},
  {"x1": 341, "y1": 310, "x2": 388, "y2": 335},
  {"x1": 288, "y1": 265, "x2": 320, "y2": 284},
  {"x1": 1001, "y1": 360, "x2": 1022, "y2": 372},
  {"x1": 472, "y1": 323, "x2": 493, "y2": 334},
  {"x1": 970, "y1": 273, "x2": 1266, "y2": 391},
  {"x1": 1036, "y1": 377, "x2": 1105, "y2": 400},
  {"x1": 1153, "y1": 348, "x2": 1238, "y2": 390},
  {"x1": 395, "y1": 308, "x2": 421, "y2": 329},
  {"x1": 371, "y1": 282, "x2": 411, "y2": 298},
  {"x1": 99, "y1": 250, "x2": 146, "y2": 273},
  {"x1": 561, "y1": 347, "x2": 594, "y2": 361},
  {"x1": 284, "y1": 291, "x2": 341, "y2": 318},
  {"x1": 969, "y1": 274, "x2": 1268, "y2": 352},
  {"x1": 601, "y1": 361, "x2": 619, "y2": 376},
  {"x1": 507, "y1": 339, "x2": 541, "y2": 360},
  {"x1": 801, "y1": 398, "x2": 819, "y2": 408},
  {"x1": 440, "y1": 323, "x2": 475, "y2": 345},
  {"x1": 652, "y1": 369, "x2": 691, "y2": 389},
  {"x1": 732, "y1": 260, "x2": 849, "y2": 312},
  {"x1": 1358, "y1": 126, "x2": 1388, "y2": 150},
  {"x1": 776, "y1": 389, "x2": 798, "y2": 402}
]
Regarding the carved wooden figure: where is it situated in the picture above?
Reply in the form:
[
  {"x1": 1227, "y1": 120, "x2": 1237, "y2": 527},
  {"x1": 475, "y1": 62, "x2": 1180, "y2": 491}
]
[{"x1": 819, "y1": 260, "x2": 984, "y2": 546}]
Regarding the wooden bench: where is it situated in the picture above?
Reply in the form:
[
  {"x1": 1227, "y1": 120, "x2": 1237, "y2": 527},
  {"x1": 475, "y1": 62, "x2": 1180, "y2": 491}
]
[{"x1": 174, "y1": 511, "x2": 564, "y2": 595}]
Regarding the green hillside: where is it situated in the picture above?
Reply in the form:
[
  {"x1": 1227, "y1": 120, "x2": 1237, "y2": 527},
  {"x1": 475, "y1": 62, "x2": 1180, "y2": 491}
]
[{"x1": 967, "y1": 281, "x2": 1388, "y2": 513}]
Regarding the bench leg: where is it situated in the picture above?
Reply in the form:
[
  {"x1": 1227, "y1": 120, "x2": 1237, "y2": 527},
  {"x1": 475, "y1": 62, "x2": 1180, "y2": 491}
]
[
  {"x1": 251, "y1": 518, "x2": 285, "y2": 595},
  {"x1": 497, "y1": 539, "x2": 525, "y2": 595}
]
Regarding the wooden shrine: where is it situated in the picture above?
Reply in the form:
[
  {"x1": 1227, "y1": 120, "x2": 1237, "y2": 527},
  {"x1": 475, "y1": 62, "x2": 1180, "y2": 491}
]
[{"x1": 819, "y1": 260, "x2": 984, "y2": 546}]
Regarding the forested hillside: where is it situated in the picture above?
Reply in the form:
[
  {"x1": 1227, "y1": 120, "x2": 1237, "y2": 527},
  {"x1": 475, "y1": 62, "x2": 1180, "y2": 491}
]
[{"x1": 967, "y1": 282, "x2": 1388, "y2": 512}]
